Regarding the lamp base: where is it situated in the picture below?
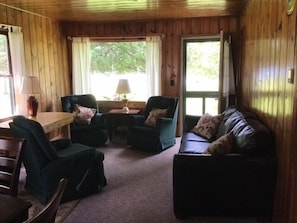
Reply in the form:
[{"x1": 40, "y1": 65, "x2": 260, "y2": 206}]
[
  {"x1": 27, "y1": 95, "x2": 38, "y2": 118},
  {"x1": 122, "y1": 106, "x2": 129, "y2": 114}
]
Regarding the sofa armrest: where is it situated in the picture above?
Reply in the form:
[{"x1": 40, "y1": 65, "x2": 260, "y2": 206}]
[
  {"x1": 156, "y1": 117, "x2": 174, "y2": 132},
  {"x1": 184, "y1": 115, "x2": 200, "y2": 132}
]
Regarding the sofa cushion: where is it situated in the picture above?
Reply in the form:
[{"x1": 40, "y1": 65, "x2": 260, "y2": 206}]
[
  {"x1": 192, "y1": 113, "x2": 223, "y2": 140},
  {"x1": 73, "y1": 104, "x2": 96, "y2": 125},
  {"x1": 216, "y1": 106, "x2": 258, "y2": 138},
  {"x1": 232, "y1": 118, "x2": 273, "y2": 154},
  {"x1": 179, "y1": 137, "x2": 210, "y2": 153},
  {"x1": 204, "y1": 131, "x2": 233, "y2": 156},
  {"x1": 182, "y1": 132, "x2": 209, "y2": 143}
]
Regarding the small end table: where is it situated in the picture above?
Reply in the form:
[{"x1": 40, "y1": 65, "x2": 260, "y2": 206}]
[{"x1": 105, "y1": 109, "x2": 141, "y2": 141}]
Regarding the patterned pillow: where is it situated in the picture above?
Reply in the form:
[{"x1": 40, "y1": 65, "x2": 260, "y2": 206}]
[
  {"x1": 144, "y1": 108, "x2": 168, "y2": 127},
  {"x1": 72, "y1": 104, "x2": 96, "y2": 125},
  {"x1": 192, "y1": 113, "x2": 223, "y2": 139},
  {"x1": 204, "y1": 131, "x2": 233, "y2": 156}
]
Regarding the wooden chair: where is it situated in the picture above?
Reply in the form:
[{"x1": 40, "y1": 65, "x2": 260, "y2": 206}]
[
  {"x1": 26, "y1": 178, "x2": 68, "y2": 223},
  {"x1": 0, "y1": 136, "x2": 26, "y2": 197}
]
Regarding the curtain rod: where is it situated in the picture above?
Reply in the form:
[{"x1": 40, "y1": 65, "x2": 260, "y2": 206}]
[
  {"x1": 0, "y1": 23, "x2": 21, "y2": 30},
  {"x1": 68, "y1": 34, "x2": 165, "y2": 41}
]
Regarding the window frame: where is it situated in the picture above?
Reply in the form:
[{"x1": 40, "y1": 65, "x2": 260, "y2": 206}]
[
  {"x1": 0, "y1": 29, "x2": 15, "y2": 117},
  {"x1": 182, "y1": 36, "x2": 221, "y2": 116},
  {"x1": 89, "y1": 38, "x2": 147, "y2": 101}
]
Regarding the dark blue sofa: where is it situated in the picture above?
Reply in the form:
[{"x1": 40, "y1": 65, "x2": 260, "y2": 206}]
[{"x1": 173, "y1": 106, "x2": 277, "y2": 219}]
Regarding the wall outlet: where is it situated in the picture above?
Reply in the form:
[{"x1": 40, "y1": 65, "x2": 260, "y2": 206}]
[{"x1": 288, "y1": 68, "x2": 294, "y2": 84}]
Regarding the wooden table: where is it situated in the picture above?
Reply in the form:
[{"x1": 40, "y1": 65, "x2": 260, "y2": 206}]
[
  {"x1": 0, "y1": 194, "x2": 32, "y2": 223},
  {"x1": 104, "y1": 109, "x2": 141, "y2": 141},
  {"x1": 0, "y1": 112, "x2": 73, "y2": 139}
]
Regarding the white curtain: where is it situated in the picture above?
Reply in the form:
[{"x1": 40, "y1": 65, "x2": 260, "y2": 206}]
[
  {"x1": 8, "y1": 27, "x2": 27, "y2": 115},
  {"x1": 222, "y1": 38, "x2": 235, "y2": 110},
  {"x1": 72, "y1": 37, "x2": 91, "y2": 94},
  {"x1": 146, "y1": 36, "x2": 161, "y2": 96}
]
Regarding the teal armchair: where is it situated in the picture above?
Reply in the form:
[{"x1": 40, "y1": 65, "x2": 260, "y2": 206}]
[
  {"x1": 9, "y1": 116, "x2": 107, "y2": 204},
  {"x1": 127, "y1": 96, "x2": 179, "y2": 153},
  {"x1": 61, "y1": 94, "x2": 108, "y2": 147}
]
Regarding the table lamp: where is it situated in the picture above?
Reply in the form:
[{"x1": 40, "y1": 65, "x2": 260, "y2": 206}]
[
  {"x1": 116, "y1": 79, "x2": 131, "y2": 113},
  {"x1": 20, "y1": 76, "x2": 41, "y2": 118}
]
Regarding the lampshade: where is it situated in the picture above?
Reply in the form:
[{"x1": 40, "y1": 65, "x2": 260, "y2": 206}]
[
  {"x1": 116, "y1": 79, "x2": 131, "y2": 95},
  {"x1": 20, "y1": 76, "x2": 41, "y2": 94},
  {"x1": 116, "y1": 79, "x2": 131, "y2": 113},
  {"x1": 20, "y1": 76, "x2": 41, "y2": 118}
]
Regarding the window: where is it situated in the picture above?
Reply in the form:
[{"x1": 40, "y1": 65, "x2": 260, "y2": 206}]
[
  {"x1": 0, "y1": 31, "x2": 14, "y2": 118},
  {"x1": 72, "y1": 36, "x2": 161, "y2": 101},
  {"x1": 90, "y1": 41, "x2": 146, "y2": 101}
]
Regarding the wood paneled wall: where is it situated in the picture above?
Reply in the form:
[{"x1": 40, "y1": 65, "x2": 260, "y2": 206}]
[
  {"x1": 240, "y1": 0, "x2": 297, "y2": 222},
  {"x1": 3, "y1": 1, "x2": 297, "y2": 223},
  {"x1": 62, "y1": 17, "x2": 240, "y2": 135},
  {"x1": 62, "y1": 18, "x2": 240, "y2": 99},
  {"x1": 0, "y1": 5, "x2": 71, "y2": 115}
]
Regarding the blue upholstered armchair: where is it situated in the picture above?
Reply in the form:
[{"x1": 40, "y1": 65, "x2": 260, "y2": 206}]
[
  {"x1": 61, "y1": 94, "x2": 108, "y2": 147},
  {"x1": 127, "y1": 96, "x2": 179, "y2": 153},
  {"x1": 9, "y1": 116, "x2": 107, "y2": 204}
]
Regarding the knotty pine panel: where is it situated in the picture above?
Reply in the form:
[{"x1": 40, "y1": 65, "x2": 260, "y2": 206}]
[
  {"x1": 62, "y1": 17, "x2": 240, "y2": 98},
  {"x1": 0, "y1": 4, "x2": 70, "y2": 115},
  {"x1": 62, "y1": 17, "x2": 240, "y2": 135},
  {"x1": 240, "y1": 0, "x2": 297, "y2": 223}
]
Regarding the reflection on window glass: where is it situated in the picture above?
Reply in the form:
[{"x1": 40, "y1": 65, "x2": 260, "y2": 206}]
[
  {"x1": 205, "y1": 98, "x2": 219, "y2": 115},
  {"x1": 186, "y1": 98, "x2": 203, "y2": 116},
  {"x1": 184, "y1": 39, "x2": 220, "y2": 116},
  {"x1": 186, "y1": 41, "x2": 220, "y2": 92}
]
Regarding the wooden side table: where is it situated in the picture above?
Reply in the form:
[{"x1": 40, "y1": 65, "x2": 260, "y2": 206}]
[{"x1": 105, "y1": 109, "x2": 141, "y2": 141}]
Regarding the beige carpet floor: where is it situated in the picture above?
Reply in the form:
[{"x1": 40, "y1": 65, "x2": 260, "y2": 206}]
[{"x1": 63, "y1": 135, "x2": 258, "y2": 223}]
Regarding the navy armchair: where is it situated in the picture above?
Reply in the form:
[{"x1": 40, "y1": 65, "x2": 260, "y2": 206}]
[
  {"x1": 127, "y1": 96, "x2": 179, "y2": 153},
  {"x1": 9, "y1": 116, "x2": 107, "y2": 204},
  {"x1": 61, "y1": 94, "x2": 108, "y2": 147}
]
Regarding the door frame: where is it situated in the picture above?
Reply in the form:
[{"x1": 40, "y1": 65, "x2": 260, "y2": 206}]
[{"x1": 181, "y1": 35, "x2": 221, "y2": 127}]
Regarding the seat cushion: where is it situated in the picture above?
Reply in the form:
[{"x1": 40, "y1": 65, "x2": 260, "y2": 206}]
[
  {"x1": 179, "y1": 139, "x2": 210, "y2": 153},
  {"x1": 179, "y1": 133, "x2": 210, "y2": 153}
]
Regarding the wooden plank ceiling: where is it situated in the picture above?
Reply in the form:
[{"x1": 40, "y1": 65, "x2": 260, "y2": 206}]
[{"x1": 0, "y1": 0, "x2": 248, "y2": 22}]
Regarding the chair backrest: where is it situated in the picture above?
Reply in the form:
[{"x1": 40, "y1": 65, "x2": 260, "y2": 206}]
[
  {"x1": 25, "y1": 178, "x2": 68, "y2": 223},
  {"x1": 0, "y1": 137, "x2": 26, "y2": 197},
  {"x1": 144, "y1": 96, "x2": 179, "y2": 119},
  {"x1": 10, "y1": 116, "x2": 58, "y2": 161},
  {"x1": 61, "y1": 94, "x2": 98, "y2": 113},
  {"x1": 9, "y1": 116, "x2": 58, "y2": 186}
]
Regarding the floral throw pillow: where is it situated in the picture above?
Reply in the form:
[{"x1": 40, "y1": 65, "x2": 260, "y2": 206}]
[
  {"x1": 204, "y1": 131, "x2": 233, "y2": 156},
  {"x1": 144, "y1": 108, "x2": 168, "y2": 127},
  {"x1": 191, "y1": 113, "x2": 223, "y2": 139},
  {"x1": 72, "y1": 104, "x2": 96, "y2": 125}
]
